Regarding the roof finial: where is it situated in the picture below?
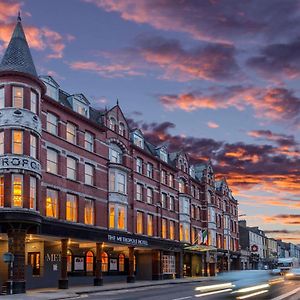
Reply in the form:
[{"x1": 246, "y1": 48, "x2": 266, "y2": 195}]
[
  {"x1": 116, "y1": 98, "x2": 119, "y2": 106},
  {"x1": 17, "y1": 11, "x2": 21, "y2": 22}
]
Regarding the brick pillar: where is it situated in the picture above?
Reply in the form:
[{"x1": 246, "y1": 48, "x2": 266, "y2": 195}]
[
  {"x1": 175, "y1": 251, "x2": 183, "y2": 278},
  {"x1": 58, "y1": 239, "x2": 68, "y2": 289},
  {"x1": 7, "y1": 229, "x2": 26, "y2": 294},
  {"x1": 127, "y1": 246, "x2": 135, "y2": 283},
  {"x1": 94, "y1": 242, "x2": 103, "y2": 286}
]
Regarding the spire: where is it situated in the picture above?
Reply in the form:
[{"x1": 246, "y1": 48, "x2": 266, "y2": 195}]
[
  {"x1": 116, "y1": 98, "x2": 119, "y2": 106},
  {"x1": 0, "y1": 13, "x2": 38, "y2": 77}
]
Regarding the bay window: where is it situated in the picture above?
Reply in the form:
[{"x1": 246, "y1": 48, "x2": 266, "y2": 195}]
[
  {"x1": 47, "y1": 148, "x2": 58, "y2": 174},
  {"x1": 30, "y1": 134, "x2": 37, "y2": 158},
  {"x1": 66, "y1": 194, "x2": 77, "y2": 222},
  {"x1": 109, "y1": 169, "x2": 127, "y2": 194},
  {"x1": 46, "y1": 188, "x2": 58, "y2": 218},
  {"x1": 66, "y1": 122, "x2": 77, "y2": 144},
  {"x1": 84, "y1": 199, "x2": 94, "y2": 225},
  {"x1": 84, "y1": 163, "x2": 94, "y2": 185},
  {"x1": 12, "y1": 130, "x2": 23, "y2": 154},
  {"x1": 0, "y1": 87, "x2": 4, "y2": 108},
  {"x1": 179, "y1": 223, "x2": 190, "y2": 242},
  {"x1": 109, "y1": 144, "x2": 122, "y2": 163},
  {"x1": 13, "y1": 86, "x2": 23, "y2": 108},
  {"x1": 84, "y1": 131, "x2": 94, "y2": 152},
  {"x1": 109, "y1": 203, "x2": 126, "y2": 230},
  {"x1": 136, "y1": 211, "x2": 143, "y2": 234},
  {"x1": 12, "y1": 174, "x2": 23, "y2": 207},
  {"x1": 46, "y1": 113, "x2": 58, "y2": 135},
  {"x1": 30, "y1": 91, "x2": 37, "y2": 114},
  {"x1": 67, "y1": 156, "x2": 77, "y2": 180},
  {"x1": 29, "y1": 176, "x2": 36, "y2": 209}
]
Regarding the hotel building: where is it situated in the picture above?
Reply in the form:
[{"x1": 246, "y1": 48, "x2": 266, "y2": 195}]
[{"x1": 0, "y1": 17, "x2": 239, "y2": 294}]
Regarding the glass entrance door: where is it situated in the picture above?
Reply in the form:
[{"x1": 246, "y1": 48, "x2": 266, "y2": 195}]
[{"x1": 28, "y1": 252, "x2": 40, "y2": 276}]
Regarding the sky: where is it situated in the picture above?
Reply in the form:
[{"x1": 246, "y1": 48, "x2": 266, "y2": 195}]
[{"x1": 0, "y1": 0, "x2": 299, "y2": 244}]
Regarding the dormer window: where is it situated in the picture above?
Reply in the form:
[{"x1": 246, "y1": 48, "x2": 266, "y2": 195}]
[
  {"x1": 109, "y1": 117, "x2": 116, "y2": 131},
  {"x1": 189, "y1": 166, "x2": 195, "y2": 178},
  {"x1": 159, "y1": 149, "x2": 168, "y2": 162},
  {"x1": 74, "y1": 100, "x2": 89, "y2": 117},
  {"x1": 40, "y1": 76, "x2": 59, "y2": 101},
  {"x1": 133, "y1": 132, "x2": 144, "y2": 149}
]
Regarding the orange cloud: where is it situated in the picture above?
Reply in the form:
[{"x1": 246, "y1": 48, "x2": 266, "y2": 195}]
[{"x1": 0, "y1": 1, "x2": 21, "y2": 23}]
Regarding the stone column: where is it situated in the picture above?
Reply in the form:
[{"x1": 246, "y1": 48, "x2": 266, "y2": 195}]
[
  {"x1": 127, "y1": 246, "x2": 135, "y2": 283},
  {"x1": 7, "y1": 229, "x2": 26, "y2": 294},
  {"x1": 175, "y1": 251, "x2": 183, "y2": 278},
  {"x1": 58, "y1": 239, "x2": 68, "y2": 289},
  {"x1": 94, "y1": 242, "x2": 103, "y2": 286}
]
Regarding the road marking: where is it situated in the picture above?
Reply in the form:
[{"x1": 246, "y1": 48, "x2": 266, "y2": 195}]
[
  {"x1": 171, "y1": 297, "x2": 192, "y2": 300},
  {"x1": 271, "y1": 287, "x2": 300, "y2": 300}
]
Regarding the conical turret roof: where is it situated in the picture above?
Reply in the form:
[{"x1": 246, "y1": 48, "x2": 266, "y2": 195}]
[{"x1": 0, "y1": 14, "x2": 37, "y2": 77}]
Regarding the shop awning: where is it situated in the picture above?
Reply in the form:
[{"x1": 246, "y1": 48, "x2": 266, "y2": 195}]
[{"x1": 184, "y1": 245, "x2": 217, "y2": 252}]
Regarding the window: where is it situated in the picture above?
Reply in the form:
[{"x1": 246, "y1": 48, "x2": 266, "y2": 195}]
[
  {"x1": 29, "y1": 177, "x2": 36, "y2": 209},
  {"x1": 136, "y1": 183, "x2": 143, "y2": 201},
  {"x1": 46, "y1": 188, "x2": 58, "y2": 218},
  {"x1": 67, "y1": 157, "x2": 77, "y2": 180},
  {"x1": 162, "y1": 218, "x2": 167, "y2": 239},
  {"x1": 84, "y1": 131, "x2": 94, "y2": 152},
  {"x1": 109, "y1": 203, "x2": 126, "y2": 230},
  {"x1": 13, "y1": 86, "x2": 23, "y2": 108},
  {"x1": 162, "y1": 255, "x2": 175, "y2": 274},
  {"x1": 47, "y1": 149, "x2": 58, "y2": 174},
  {"x1": 84, "y1": 164, "x2": 94, "y2": 185},
  {"x1": 66, "y1": 122, "x2": 76, "y2": 144},
  {"x1": 146, "y1": 163, "x2": 153, "y2": 178},
  {"x1": 137, "y1": 211, "x2": 143, "y2": 234},
  {"x1": 146, "y1": 187, "x2": 153, "y2": 204},
  {"x1": 74, "y1": 100, "x2": 89, "y2": 117},
  {"x1": 66, "y1": 194, "x2": 77, "y2": 222},
  {"x1": 84, "y1": 199, "x2": 94, "y2": 225},
  {"x1": 12, "y1": 130, "x2": 23, "y2": 154},
  {"x1": 161, "y1": 193, "x2": 167, "y2": 209},
  {"x1": 46, "y1": 113, "x2": 58, "y2": 135},
  {"x1": 30, "y1": 91, "x2": 37, "y2": 114},
  {"x1": 147, "y1": 214, "x2": 153, "y2": 236},
  {"x1": 169, "y1": 221, "x2": 175, "y2": 240},
  {"x1": 67, "y1": 250, "x2": 72, "y2": 272},
  {"x1": 86, "y1": 251, "x2": 94, "y2": 272},
  {"x1": 136, "y1": 158, "x2": 143, "y2": 174},
  {"x1": 180, "y1": 223, "x2": 190, "y2": 242},
  {"x1": 192, "y1": 228, "x2": 197, "y2": 244},
  {"x1": 12, "y1": 174, "x2": 23, "y2": 207},
  {"x1": 159, "y1": 149, "x2": 168, "y2": 162},
  {"x1": 161, "y1": 170, "x2": 167, "y2": 184},
  {"x1": 191, "y1": 185, "x2": 195, "y2": 197},
  {"x1": 109, "y1": 117, "x2": 116, "y2": 130},
  {"x1": 109, "y1": 170, "x2": 127, "y2": 194},
  {"x1": 169, "y1": 174, "x2": 174, "y2": 188},
  {"x1": 44, "y1": 82, "x2": 58, "y2": 100},
  {"x1": 169, "y1": 196, "x2": 175, "y2": 211},
  {"x1": 101, "y1": 252, "x2": 108, "y2": 272},
  {"x1": 191, "y1": 205, "x2": 195, "y2": 218},
  {"x1": 109, "y1": 144, "x2": 122, "y2": 163},
  {"x1": 119, "y1": 254, "x2": 125, "y2": 272},
  {"x1": 133, "y1": 132, "x2": 144, "y2": 148},
  {"x1": 30, "y1": 134, "x2": 37, "y2": 158},
  {"x1": 119, "y1": 123, "x2": 125, "y2": 137},
  {"x1": 178, "y1": 179, "x2": 185, "y2": 193},
  {"x1": 0, "y1": 132, "x2": 4, "y2": 155},
  {"x1": 117, "y1": 173, "x2": 126, "y2": 194},
  {"x1": 0, "y1": 87, "x2": 4, "y2": 108},
  {"x1": 0, "y1": 176, "x2": 3, "y2": 207}
]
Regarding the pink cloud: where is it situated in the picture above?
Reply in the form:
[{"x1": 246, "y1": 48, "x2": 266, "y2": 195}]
[{"x1": 207, "y1": 121, "x2": 219, "y2": 129}]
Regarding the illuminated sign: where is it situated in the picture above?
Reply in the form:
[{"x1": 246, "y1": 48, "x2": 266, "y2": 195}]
[
  {"x1": 251, "y1": 244, "x2": 258, "y2": 252},
  {"x1": 108, "y1": 234, "x2": 149, "y2": 246}
]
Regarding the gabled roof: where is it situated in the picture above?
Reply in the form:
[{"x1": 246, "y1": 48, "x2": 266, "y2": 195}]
[
  {"x1": 40, "y1": 75, "x2": 60, "y2": 88},
  {"x1": 67, "y1": 93, "x2": 90, "y2": 105},
  {"x1": 0, "y1": 15, "x2": 37, "y2": 77}
]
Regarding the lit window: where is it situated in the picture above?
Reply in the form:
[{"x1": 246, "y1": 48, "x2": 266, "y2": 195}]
[
  {"x1": 119, "y1": 254, "x2": 125, "y2": 272},
  {"x1": 136, "y1": 183, "x2": 143, "y2": 201},
  {"x1": 47, "y1": 149, "x2": 58, "y2": 174},
  {"x1": 109, "y1": 117, "x2": 116, "y2": 130},
  {"x1": 162, "y1": 218, "x2": 167, "y2": 239},
  {"x1": 146, "y1": 187, "x2": 153, "y2": 204},
  {"x1": 12, "y1": 130, "x2": 23, "y2": 154},
  {"x1": 118, "y1": 206, "x2": 125, "y2": 230},
  {"x1": 119, "y1": 123, "x2": 125, "y2": 136},
  {"x1": 84, "y1": 199, "x2": 94, "y2": 225},
  {"x1": 30, "y1": 134, "x2": 37, "y2": 158},
  {"x1": 66, "y1": 122, "x2": 77, "y2": 144},
  {"x1": 0, "y1": 87, "x2": 4, "y2": 108},
  {"x1": 147, "y1": 214, "x2": 153, "y2": 236},
  {"x1": 46, "y1": 188, "x2": 58, "y2": 218},
  {"x1": 179, "y1": 223, "x2": 190, "y2": 242},
  {"x1": 101, "y1": 252, "x2": 108, "y2": 272},
  {"x1": 30, "y1": 91, "x2": 37, "y2": 114},
  {"x1": 169, "y1": 196, "x2": 175, "y2": 211},
  {"x1": 147, "y1": 163, "x2": 153, "y2": 178},
  {"x1": 74, "y1": 100, "x2": 89, "y2": 117},
  {"x1": 86, "y1": 251, "x2": 94, "y2": 272},
  {"x1": 84, "y1": 164, "x2": 94, "y2": 185},
  {"x1": 109, "y1": 203, "x2": 126, "y2": 230},
  {"x1": 169, "y1": 221, "x2": 175, "y2": 240},
  {"x1": 161, "y1": 170, "x2": 167, "y2": 184},
  {"x1": 109, "y1": 144, "x2": 122, "y2": 163},
  {"x1": 109, "y1": 204, "x2": 115, "y2": 229},
  {"x1": 13, "y1": 87, "x2": 23, "y2": 108},
  {"x1": 12, "y1": 174, "x2": 23, "y2": 207},
  {"x1": 0, "y1": 176, "x2": 4, "y2": 207},
  {"x1": 46, "y1": 113, "x2": 58, "y2": 135},
  {"x1": 0, "y1": 132, "x2": 4, "y2": 155},
  {"x1": 84, "y1": 131, "x2": 94, "y2": 152},
  {"x1": 178, "y1": 179, "x2": 185, "y2": 193},
  {"x1": 67, "y1": 157, "x2": 77, "y2": 180},
  {"x1": 29, "y1": 177, "x2": 36, "y2": 209},
  {"x1": 66, "y1": 194, "x2": 77, "y2": 222},
  {"x1": 136, "y1": 211, "x2": 143, "y2": 234},
  {"x1": 136, "y1": 158, "x2": 143, "y2": 173},
  {"x1": 161, "y1": 193, "x2": 167, "y2": 209}
]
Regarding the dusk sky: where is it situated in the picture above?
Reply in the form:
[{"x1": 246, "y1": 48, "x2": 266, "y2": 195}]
[{"x1": 0, "y1": 0, "x2": 299, "y2": 243}]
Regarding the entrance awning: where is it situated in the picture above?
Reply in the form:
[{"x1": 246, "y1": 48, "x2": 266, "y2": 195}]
[{"x1": 184, "y1": 245, "x2": 217, "y2": 252}]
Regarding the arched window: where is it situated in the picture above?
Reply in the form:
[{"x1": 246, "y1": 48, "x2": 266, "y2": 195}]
[
  {"x1": 119, "y1": 122, "x2": 125, "y2": 137},
  {"x1": 86, "y1": 250, "x2": 94, "y2": 272},
  {"x1": 101, "y1": 252, "x2": 108, "y2": 272},
  {"x1": 109, "y1": 117, "x2": 116, "y2": 131},
  {"x1": 119, "y1": 253, "x2": 125, "y2": 272},
  {"x1": 67, "y1": 249, "x2": 72, "y2": 272},
  {"x1": 109, "y1": 143, "x2": 123, "y2": 164}
]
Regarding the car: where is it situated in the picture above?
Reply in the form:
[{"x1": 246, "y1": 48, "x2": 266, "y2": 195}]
[
  {"x1": 270, "y1": 268, "x2": 281, "y2": 276},
  {"x1": 285, "y1": 268, "x2": 300, "y2": 280}
]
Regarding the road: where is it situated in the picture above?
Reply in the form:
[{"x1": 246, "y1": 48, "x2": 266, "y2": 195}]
[{"x1": 77, "y1": 274, "x2": 300, "y2": 300}]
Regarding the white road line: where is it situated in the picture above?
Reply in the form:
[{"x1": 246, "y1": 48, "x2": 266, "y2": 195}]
[
  {"x1": 171, "y1": 297, "x2": 192, "y2": 300},
  {"x1": 271, "y1": 287, "x2": 300, "y2": 300}
]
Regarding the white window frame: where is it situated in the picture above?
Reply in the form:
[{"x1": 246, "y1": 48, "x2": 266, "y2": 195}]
[
  {"x1": 136, "y1": 158, "x2": 143, "y2": 173},
  {"x1": 67, "y1": 156, "x2": 77, "y2": 180},
  {"x1": 47, "y1": 148, "x2": 58, "y2": 174},
  {"x1": 109, "y1": 203, "x2": 127, "y2": 231},
  {"x1": 30, "y1": 91, "x2": 37, "y2": 114},
  {"x1": 29, "y1": 176, "x2": 37, "y2": 210},
  {"x1": 46, "y1": 113, "x2": 58, "y2": 135},
  {"x1": 66, "y1": 122, "x2": 77, "y2": 144},
  {"x1": 84, "y1": 163, "x2": 94, "y2": 185},
  {"x1": 46, "y1": 188, "x2": 58, "y2": 218},
  {"x1": 84, "y1": 131, "x2": 94, "y2": 152},
  {"x1": 12, "y1": 174, "x2": 23, "y2": 208},
  {"x1": 13, "y1": 86, "x2": 23, "y2": 108},
  {"x1": 30, "y1": 134, "x2": 37, "y2": 158}
]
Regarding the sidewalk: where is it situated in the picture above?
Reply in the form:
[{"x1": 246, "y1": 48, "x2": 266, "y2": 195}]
[{"x1": 0, "y1": 277, "x2": 211, "y2": 300}]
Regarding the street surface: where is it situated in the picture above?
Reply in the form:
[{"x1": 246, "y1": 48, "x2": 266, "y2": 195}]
[{"x1": 77, "y1": 271, "x2": 300, "y2": 300}]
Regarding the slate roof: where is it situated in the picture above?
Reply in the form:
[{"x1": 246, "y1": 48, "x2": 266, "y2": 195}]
[{"x1": 0, "y1": 17, "x2": 37, "y2": 77}]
